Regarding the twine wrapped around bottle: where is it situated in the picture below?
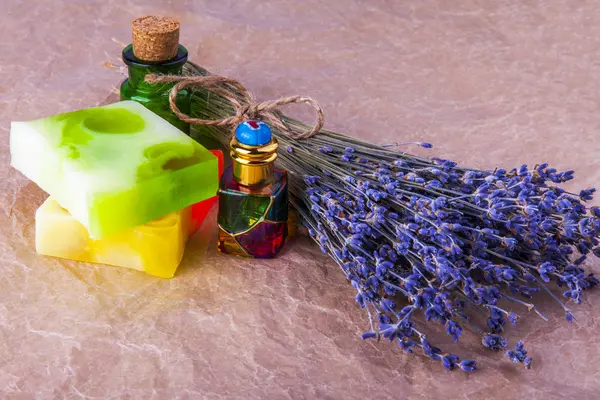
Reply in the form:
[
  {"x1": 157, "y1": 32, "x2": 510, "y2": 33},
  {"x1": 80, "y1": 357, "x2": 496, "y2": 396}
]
[{"x1": 144, "y1": 74, "x2": 324, "y2": 139}]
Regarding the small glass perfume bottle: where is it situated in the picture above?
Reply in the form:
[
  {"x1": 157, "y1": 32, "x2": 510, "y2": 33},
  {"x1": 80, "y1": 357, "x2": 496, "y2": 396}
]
[
  {"x1": 120, "y1": 16, "x2": 191, "y2": 133},
  {"x1": 218, "y1": 121, "x2": 288, "y2": 258}
]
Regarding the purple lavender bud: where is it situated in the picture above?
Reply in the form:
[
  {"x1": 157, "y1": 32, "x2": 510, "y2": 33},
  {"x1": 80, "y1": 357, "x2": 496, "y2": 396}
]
[
  {"x1": 442, "y1": 355, "x2": 458, "y2": 370},
  {"x1": 482, "y1": 334, "x2": 507, "y2": 351},
  {"x1": 524, "y1": 205, "x2": 538, "y2": 215},
  {"x1": 502, "y1": 237, "x2": 517, "y2": 251},
  {"x1": 580, "y1": 188, "x2": 596, "y2": 201},
  {"x1": 518, "y1": 164, "x2": 529, "y2": 176},
  {"x1": 562, "y1": 170, "x2": 575, "y2": 181},
  {"x1": 361, "y1": 331, "x2": 377, "y2": 340},
  {"x1": 355, "y1": 294, "x2": 365, "y2": 307},
  {"x1": 566, "y1": 311, "x2": 575, "y2": 323},
  {"x1": 445, "y1": 321, "x2": 462, "y2": 343},
  {"x1": 506, "y1": 350, "x2": 521, "y2": 363},
  {"x1": 459, "y1": 360, "x2": 477, "y2": 372}
]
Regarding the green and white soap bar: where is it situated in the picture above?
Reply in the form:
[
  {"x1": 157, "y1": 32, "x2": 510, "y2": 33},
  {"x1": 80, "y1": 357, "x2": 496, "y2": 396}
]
[{"x1": 10, "y1": 100, "x2": 218, "y2": 239}]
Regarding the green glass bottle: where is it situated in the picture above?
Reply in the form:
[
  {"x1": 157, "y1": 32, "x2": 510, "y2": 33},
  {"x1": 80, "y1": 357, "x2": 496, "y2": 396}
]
[
  {"x1": 120, "y1": 16, "x2": 191, "y2": 133},
  {"x1": 120, "y1": 44, "x2": 190, "y2": 133}
]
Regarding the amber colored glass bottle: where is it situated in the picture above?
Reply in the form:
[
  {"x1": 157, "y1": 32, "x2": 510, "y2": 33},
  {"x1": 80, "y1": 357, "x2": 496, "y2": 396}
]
[{"x1": 218, "y1": 121, "x2": 288, "y2": 258}]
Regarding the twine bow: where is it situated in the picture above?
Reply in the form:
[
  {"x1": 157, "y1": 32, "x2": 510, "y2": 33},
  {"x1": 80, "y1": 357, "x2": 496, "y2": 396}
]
[{"x1": 144, "y1": 74, "x2": 324, "y2": 139}]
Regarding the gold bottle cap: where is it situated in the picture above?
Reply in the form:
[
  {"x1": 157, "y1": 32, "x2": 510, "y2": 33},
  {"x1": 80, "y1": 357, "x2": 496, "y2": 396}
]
[{"x1": 132, "y1": 16, "x2": 180, "y2": 61}]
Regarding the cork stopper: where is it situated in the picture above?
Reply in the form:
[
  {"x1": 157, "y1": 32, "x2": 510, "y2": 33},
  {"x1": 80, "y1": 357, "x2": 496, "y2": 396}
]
[{"x1": 132, "y1": 16, "x2": 180, "y2": 61}]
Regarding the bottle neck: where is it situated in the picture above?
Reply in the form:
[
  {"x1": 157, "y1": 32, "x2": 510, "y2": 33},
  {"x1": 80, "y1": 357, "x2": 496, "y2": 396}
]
[
  {"x1": 229, "y1": 137, "x2": 279, "y2": 187},
  {"x1": 122, "y1": 44, "x2": 188, "y2": 89},
  {"x1": 233, "y1": 161, "x2": 274, "y2": 187}
]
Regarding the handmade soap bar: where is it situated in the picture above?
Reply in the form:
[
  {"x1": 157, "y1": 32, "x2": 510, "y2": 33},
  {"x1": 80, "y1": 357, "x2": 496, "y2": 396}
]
[
  {"x1": 10, "y1": 101, "x2": 218, "y2": 238},
  {"x1": 34, "y1": 150, "x2": 224, "y2": 279},
  {"x1": 36, "y1": 197, "x2": 189, "y2": 278}
]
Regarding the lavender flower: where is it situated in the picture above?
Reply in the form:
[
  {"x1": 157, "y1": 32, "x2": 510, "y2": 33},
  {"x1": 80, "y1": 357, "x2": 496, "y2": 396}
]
[
  {"x1": 185, "y1": 63, "x2": 600, "y2": 372},
  {"x1": 272, "y1": 131, "x2": 600, "y2": 372},
  {"x1": 459, "y1": 360, "x2": 477, "y2": 372},
  {"x1": 506, "y1": 341, "x2": 532, "y2": 369},
  {"x1": 482, "y1": 334, "x2": 508, "y2": 351}
]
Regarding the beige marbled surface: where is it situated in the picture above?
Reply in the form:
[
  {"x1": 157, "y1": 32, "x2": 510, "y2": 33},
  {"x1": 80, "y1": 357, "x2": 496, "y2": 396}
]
[{"x1": 1, "y1": 1, "x2": 600, "y2": 399}]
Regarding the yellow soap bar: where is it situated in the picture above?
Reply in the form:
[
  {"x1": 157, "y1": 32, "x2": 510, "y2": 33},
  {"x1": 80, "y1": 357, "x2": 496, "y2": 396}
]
[{"x1": 35, "y1": 197, "x2": 192, "y2": 278}]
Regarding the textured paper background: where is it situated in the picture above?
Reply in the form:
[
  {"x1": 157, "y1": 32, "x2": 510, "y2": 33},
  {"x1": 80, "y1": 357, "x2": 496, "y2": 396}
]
[{"x1": 2, "y1": 1, "x2": 600, "y2": 399}]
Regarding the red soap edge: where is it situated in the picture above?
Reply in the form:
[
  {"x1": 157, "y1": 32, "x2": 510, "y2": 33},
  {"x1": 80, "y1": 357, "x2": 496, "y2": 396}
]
[{"x1": 189, "y1": 150, "x2": 224, "y2": 234}]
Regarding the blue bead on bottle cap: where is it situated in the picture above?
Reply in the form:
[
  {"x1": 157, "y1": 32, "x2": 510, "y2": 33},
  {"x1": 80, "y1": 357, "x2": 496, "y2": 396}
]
[{"x1": 235, "y1": 120, "x2": 272, "y2": 146}]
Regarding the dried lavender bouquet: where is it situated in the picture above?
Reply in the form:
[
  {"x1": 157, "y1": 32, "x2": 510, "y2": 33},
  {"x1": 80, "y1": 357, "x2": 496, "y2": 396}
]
[{"x1": 182, "y1": 61, "x2": 600, "y2": 372}]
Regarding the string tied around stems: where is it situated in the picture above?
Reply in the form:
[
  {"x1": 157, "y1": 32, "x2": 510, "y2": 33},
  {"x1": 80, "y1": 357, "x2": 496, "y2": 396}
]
[{"x1": 144, "y1": 74, "x2": 324, "y2": 139}]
